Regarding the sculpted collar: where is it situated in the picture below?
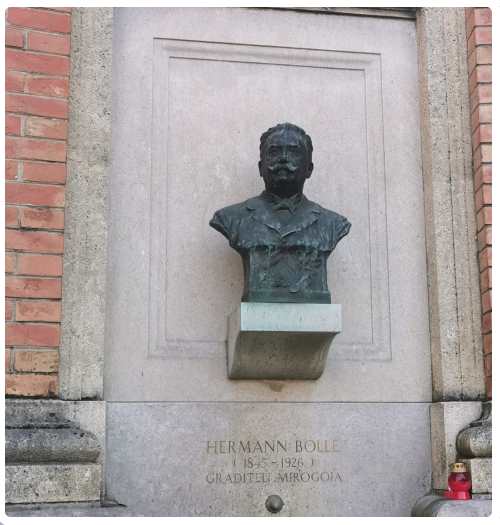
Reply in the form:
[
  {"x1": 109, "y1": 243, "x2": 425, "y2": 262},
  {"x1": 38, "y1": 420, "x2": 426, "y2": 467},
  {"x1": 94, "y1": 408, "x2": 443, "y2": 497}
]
[
  {"x1": 260, "y1": 190, "x2": 305, "y2": 214},
  {"x1": 245, "y1": 191, "x2": 321, "y2": 237}
]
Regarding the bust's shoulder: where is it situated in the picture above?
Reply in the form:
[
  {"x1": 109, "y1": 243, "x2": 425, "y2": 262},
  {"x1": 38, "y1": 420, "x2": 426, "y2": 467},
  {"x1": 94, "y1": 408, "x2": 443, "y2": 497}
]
[
  {"x1": 305, "y1": 198, "x2": 351, "y2": 240},
  {"x1": 209, "y1": 195, "x2": 260, "y2": 241},
  {"x1": 307, "y1": 199, "x2": 348, "y2": 224},
  {"x1": 213, "y1": 195, "x2": 261, "y2": 219}
]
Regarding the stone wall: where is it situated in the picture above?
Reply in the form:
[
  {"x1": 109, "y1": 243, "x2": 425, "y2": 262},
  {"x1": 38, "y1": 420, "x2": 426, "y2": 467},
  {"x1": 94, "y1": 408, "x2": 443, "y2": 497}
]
[
  {"x1": 465, "y1": 7, "x2": 492, "y2": 400},
  {"x1": 5, "y1": 8, "x2": 72, "y2": 397}
]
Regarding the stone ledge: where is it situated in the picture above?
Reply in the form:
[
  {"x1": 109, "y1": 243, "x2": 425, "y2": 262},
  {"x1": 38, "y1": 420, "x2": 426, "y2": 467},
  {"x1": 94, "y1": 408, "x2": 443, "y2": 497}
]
[
  {"x1": 6, "y1": 464, "x2": 101, "y2": 504},
  {"x1": 6, "y1": 427, "x2": 100, "y2": 464},
  {"x1": 227, "y1": 303, "x2": 341, "y2": 379},
  {"x1": 412, "y1": 494, "x2": 492, "y2": 517},
  {"x1": 6, "y1": 501, "x2": 129, "y2": 517}
]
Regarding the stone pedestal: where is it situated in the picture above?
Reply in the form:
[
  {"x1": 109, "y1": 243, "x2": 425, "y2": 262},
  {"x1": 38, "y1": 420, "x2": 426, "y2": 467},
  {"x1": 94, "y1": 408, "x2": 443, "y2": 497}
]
[
  {"x1": 227, "y1": 303, "x2": 341, "y2": 379},
  {"x1": 5, "y1": 400, "x2": 105, "y2": 505}
]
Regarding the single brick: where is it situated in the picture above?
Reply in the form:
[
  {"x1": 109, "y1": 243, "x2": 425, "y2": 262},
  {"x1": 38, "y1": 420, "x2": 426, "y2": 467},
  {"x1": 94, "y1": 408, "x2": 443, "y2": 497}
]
[
  {"x1": 6, "y1": 71, "x2": 25, "y2": 92},
  {"x1": 485, "y1": 375, "x2": 491, "y2": 400},
  {"x1": 5, "y1": 373, "x2": 58, "y2": 397},
  {"x1": 475, "y1": 46, "x2": 492, "y2": 66},
  {"x1": 6, "y1": 206, "x2": 19, "y2": 227},
  {"x1": 481, "y1": 290, "x2": 491, "y2": 314},
  {"x1": 476, "y1": 205, "x2": 492, "y2": 232},
  {"x1": 6, "y1": 253, "x2": 17, "y2": 274},
  {"x1": 17, "y1": 254, "x2": 63, "y2": 276},
  {"x1": 484, "y1": 354, "x2": 492, "y2": 392},
  {"x1": 6, "y1": 27, "x2": 24, "y2": 48},
  {"x1": 469, "y1": 84, "x2": 492, "y2": 112},
  {"x1": 467, "y1": 27, "x2": 492, "y2": 56},
  {"x1": 27, "y1": 31, "x2": 70, "y2": 55},
  {"x1": 482, "y1": 311, "x2": 491, "y2": 334},
  {"x1": 6, "y1": 277, "x2": 62, "y2": 299},
  {"x1": 6, "y1": 114, "x2": 22, "y2": 135},
  {"x1": 471, "y1": 104, "x2": 492, "y2": 130},
  {"x1": 23, "y1": 161, "x2": 66, "y2": 184},
  {"x1": 480, "y1": 267, "x2": 492, "y2": 294},
  {"x1": 20, "y1": 207, "x2": 65, "y2": 230},
  {"x1": 6, "y1": 93, "x2": 68, "y2": 118},
  {"x1": 478, "y1": 246, "x2": 492, "y2": 271},
  {"x1": 6, "y1": 137, "x2": 66, "y2": 162},
  {"x1": 6, "y1": 322, "x2": 60, "y2": 347},
  {"x1": 6, "y1": 301, "x2": 15, "y2": 321},
  {"x1": 472, "y1": 124, "x2": 492, "y2": 149},
  {"x1": 6, "y1": 182, "x2": 65, "y2": 207},
  {"x1": 484, "y1": 353, "x2": 492, "y2": 378},
  {"x1": 6, "y1": 349, "x2": 12, "y2": 371},
  {"x1": 25, "y1": 76, "x2": 69, "y2": 98},
  {"x1": 7, "y1": 8, "x2": 71, "y2": 33},
  {"x1": 466, "y1": 8, "x2": 492, "y2": 35},
  {"x1": 474, "y1": 164, "x2": 492, "y2": 190},
  {"x1": 477, "y1": 225, "x2": 492, "y2": 251},
  {"x1": 25, "y1": 116, "x2": 68, "y2": 140},
  {"x1": 14, "y1": 350, "x2": 59, "y2": 373},
  {"x1": 6, "y1": 159, "x2": 19, "y2": 180},
  {"x1": 6, "y1": 48, "x2": 70, "y2": 76},
  {"x1": 6, "y1": 230, "x2": 64, "y2": 254},
  {"x1": 474, "y1": 182, "x2": 492, "y2": 209},
  {"x1": 483, "y1": 333, "x2": 491, "y2": 355},
  {"x1": 469, "y1": 64, "x2": 492, "y2": 88},
  {"x1": 16, "y1": 300, "x2": 61, "y2": 322},
  {"x1": 472, "y1": 8, "x2": 492, "y2": 28},
  {"x1": 473, "y1": 144, "x2": 492, "y2": 172},
  {"x1": 468, "y1": 46, "x2": 492, "y2": 71}
]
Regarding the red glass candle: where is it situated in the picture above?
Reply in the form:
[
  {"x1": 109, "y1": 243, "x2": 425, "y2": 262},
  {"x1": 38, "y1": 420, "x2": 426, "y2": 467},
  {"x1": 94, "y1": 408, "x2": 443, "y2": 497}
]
[{"x1": 444, "y1": 463, "x2": 472, "y2": 500}]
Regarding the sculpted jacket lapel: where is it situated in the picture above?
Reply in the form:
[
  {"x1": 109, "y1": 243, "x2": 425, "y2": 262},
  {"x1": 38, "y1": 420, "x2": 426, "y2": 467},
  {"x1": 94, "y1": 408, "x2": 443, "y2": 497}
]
[{"x1": 246, "y1": 193, "x2": 321, "y2": 238}]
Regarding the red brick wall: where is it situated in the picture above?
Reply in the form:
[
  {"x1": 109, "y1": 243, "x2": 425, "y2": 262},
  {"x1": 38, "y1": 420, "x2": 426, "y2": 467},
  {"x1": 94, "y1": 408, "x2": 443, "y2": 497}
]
[
  {"x1": 466, "y1": 7, "x2": 492, "y2": 399},
  {"x1": 5, "y1": 7, "x2": 72, "y2": 397}
]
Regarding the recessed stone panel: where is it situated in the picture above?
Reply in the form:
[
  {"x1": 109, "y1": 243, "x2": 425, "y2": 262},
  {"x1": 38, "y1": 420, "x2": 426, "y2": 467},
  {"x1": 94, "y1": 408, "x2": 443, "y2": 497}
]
[
  {"x1": 107, "y1": 7, "x2": 429, "y2": 402},
  {"x1": 105, "y1": 402, "x2": 431, "y2": 516}
]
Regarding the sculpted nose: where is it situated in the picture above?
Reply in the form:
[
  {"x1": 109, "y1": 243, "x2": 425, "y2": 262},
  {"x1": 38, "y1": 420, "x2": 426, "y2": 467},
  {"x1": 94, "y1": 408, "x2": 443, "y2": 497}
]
[{"x1": 279, "y1": 148, "x2": 289, "y2": 163}]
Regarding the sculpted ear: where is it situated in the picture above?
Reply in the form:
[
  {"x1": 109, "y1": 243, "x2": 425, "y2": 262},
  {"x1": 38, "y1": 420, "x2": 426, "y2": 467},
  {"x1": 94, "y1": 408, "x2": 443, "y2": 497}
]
[
  {"x1": 258, "y1": 160, "x2": 263, "y2": 177},
  {"x1": 306, "y1": 162, "x2": 314, "y2": 178}
]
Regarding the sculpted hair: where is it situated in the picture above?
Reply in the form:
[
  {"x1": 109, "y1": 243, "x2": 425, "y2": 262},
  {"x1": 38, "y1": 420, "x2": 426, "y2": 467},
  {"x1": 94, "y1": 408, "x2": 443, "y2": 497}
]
[{"x1": 259, "y1": 122, "x2": 313, "y2": 161}]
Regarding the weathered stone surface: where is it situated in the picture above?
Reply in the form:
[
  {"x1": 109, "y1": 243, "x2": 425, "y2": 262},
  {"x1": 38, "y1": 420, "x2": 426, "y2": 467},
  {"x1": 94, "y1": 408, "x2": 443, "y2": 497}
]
[
  {"x1": 6, "y1": 427, "x2": 100, "y2": 464},
  {"x1": 416, "y1": 7, "x2": 484, "y2": 400},
  {"x1": 430, "y1": 401, "x2": 482, "y2": 490},
  {"x1": 456, "y1": 401, "x2": 492, "y2": 458},
  {"x1": 462, "y1": 458, "x2": 492, "y2": 494},
  {"x1": 227, "y1": 303, "x2": 341, "y2": 379},
  {"x1": 5, "y1": 400, "x2": 105, "y2": 461},
  {"x1": 105, "y1": 402, "x2": 431, "y2": 516},
  {"x1": 60, "y1": 7, "x2": 113, "y2": 400},
  {"x1": 6, "y1": 464, "x2": 101, "y2": 504},
  {"x1": 412, "y1": 495, "x2": 491, "y2": 517},
  {"x1": 5, "y1": 400, "x2": 106, "y2": 497}
]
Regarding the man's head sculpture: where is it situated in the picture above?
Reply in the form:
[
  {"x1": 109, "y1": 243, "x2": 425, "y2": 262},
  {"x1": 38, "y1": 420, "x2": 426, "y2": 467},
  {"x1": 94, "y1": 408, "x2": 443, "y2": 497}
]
[
  {"x1": 258, "y1": 123, "x2": 314, "y2": 199},
  {"x1": 210, "y1": 123, "x2": 351, "y2": 304}
]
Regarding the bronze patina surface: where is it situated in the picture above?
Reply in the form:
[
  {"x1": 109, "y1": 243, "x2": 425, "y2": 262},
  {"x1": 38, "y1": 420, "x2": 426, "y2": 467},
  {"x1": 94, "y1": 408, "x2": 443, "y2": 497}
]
[{"x1": 210, "y1": 123, "x2": 351, "y2": 303}]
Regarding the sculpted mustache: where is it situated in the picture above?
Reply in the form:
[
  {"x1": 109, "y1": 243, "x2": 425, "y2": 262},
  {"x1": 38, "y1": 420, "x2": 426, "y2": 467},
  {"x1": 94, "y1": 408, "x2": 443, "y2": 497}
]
[{"x1": 268, "y1": 163, "x2": 298, "y2": 173}]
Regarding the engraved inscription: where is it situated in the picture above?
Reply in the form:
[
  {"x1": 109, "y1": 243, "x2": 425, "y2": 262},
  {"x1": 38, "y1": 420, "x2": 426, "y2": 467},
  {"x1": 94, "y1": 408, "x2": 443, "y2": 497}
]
[{"x1": 205, "y1": 439, "x2": 343, "y2": 485}]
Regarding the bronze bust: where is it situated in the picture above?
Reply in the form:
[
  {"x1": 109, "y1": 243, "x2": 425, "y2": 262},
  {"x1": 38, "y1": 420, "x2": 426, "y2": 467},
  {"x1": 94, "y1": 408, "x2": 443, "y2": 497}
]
[{"x1": 210, "y1": 123, "x2": 351, "y2": 303}]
